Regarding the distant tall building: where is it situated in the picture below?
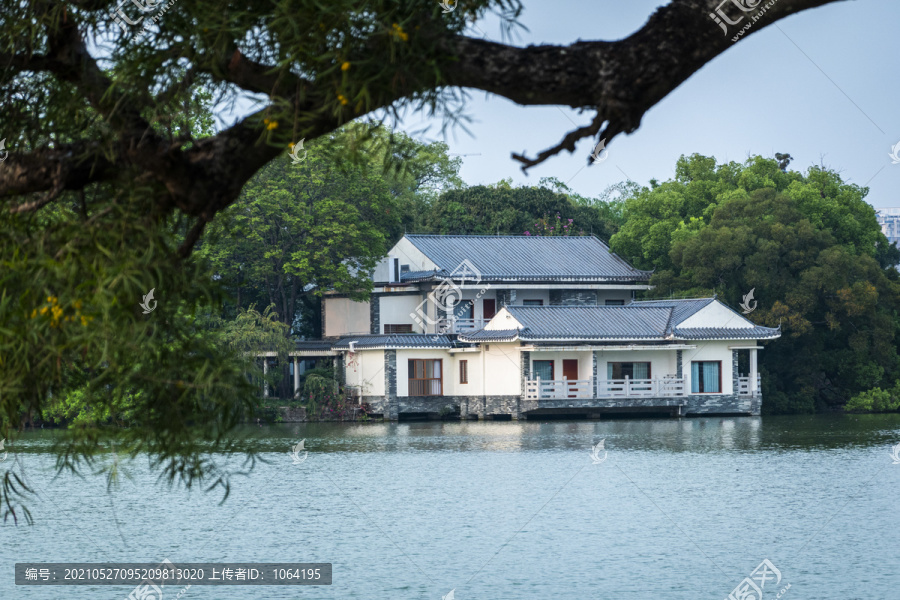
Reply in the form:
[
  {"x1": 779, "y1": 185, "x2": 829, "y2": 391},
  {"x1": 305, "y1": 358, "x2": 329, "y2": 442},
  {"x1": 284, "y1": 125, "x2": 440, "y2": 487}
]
[{"x1": 876, "y1": 208, "x2": 900, "y2": 247}]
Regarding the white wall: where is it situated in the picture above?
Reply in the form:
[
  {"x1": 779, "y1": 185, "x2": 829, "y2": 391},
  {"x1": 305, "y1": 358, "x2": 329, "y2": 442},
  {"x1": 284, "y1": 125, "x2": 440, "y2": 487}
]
[
  {"x1": 324, "y1": 297, "x2": 370, "y2": 337},
  {"x1": 680, "y1": 302, "x2": 753, "y2": 329},
  {"x1": 485, "y1": 308, "x2": 522, "y2": 330},
  {"x1": 528, "y1": 351, "x2": 593, "y2": 382},
  {"x1": 682, "y1": 341, "x2": 734, "y2": 394},
  {"x1": 345, "y1": 350, "x2": 385, "y2": 396},
  {"x1": 375, "y1": 237, "x2": 437, "y2": 282},
  {"x1": 380, "y1": 294, "x2": 427, "y2": 333},
  {"x1": 593, "y1": 349, "x2": 679, "y2": 381},
  {"x1": 483, "y1": 344, "x2": 522, "y2": 396}
]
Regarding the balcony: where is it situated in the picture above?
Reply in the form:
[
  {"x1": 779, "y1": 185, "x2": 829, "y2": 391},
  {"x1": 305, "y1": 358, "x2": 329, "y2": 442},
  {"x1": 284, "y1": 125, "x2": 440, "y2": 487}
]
[
  {"x1": 525, "y1": 374, "x2": 762, "y2": 400},
  {"x1": 525, "y1": 376, "x2": 685, "y2": 400},
  {"x1": 444, "y1": 317, "x2": 488, "y2": 333}
]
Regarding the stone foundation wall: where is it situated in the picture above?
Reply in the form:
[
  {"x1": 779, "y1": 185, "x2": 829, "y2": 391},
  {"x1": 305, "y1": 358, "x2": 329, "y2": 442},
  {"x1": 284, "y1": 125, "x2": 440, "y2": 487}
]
[
  {"x1": 359, "y1": 393, "x2": 761, "y2": 418},
  {"x1": 361, "y1": 395, "x2": 521, "y2": 418},
  {"x1": 685, "y1": 394, "x2": 760, "y2": 415},
  {"x1": 460, "y1": 396, "x2": 522, "y2": 419}
]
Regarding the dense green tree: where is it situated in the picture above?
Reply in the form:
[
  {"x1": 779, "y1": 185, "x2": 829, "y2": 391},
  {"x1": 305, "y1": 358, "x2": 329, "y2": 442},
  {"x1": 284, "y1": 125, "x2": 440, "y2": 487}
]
[
  {"x1": 610, "y1": 155, "x2": 900, "y2": 414},
  {"x1": 422, "y1": 181, "x2": 621, "y2": 241},
  {"x1": 197, "y1": 137, "x2": 401, "y2": 334}
]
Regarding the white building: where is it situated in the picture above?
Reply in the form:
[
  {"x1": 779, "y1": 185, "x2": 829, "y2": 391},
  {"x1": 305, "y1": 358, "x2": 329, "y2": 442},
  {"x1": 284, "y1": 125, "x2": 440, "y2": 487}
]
[{"x1": 301, "y1": 235, "x2": 780, "y2": 419}]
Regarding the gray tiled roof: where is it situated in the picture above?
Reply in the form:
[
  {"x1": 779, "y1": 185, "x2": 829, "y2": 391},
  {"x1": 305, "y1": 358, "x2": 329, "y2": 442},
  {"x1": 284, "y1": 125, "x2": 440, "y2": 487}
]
[
  {"x1": 506, "y1": 306, "x2": 673, "y2": 341},
  {"x1": 673, "y1": 326, "x2": 781, "y2": 340},
  {"x1": 628, "y1": 298, "x2": 715, "y2": 325},
  {"x1": 399, "y1": 269, "x2": 439, "y2": 282},
  {"x1": 457, "y1": 329, "x2": 521, "y2": 342},
  {"x1": 404, "y1": 235, "x2": 652, "y2": 282},
  {"x1": 472, "y1": 300, "x2": 782, "y2": 343},
  {"x1": 332, "y1": 334, "x2": 452, "y2": 350}
]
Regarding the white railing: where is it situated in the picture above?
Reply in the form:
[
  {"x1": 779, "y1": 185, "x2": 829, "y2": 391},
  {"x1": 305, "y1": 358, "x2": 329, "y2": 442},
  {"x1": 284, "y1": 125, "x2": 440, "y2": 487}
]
[
  {"x1": 524, "y1": 376, "x2": 686, "y2": 399},
  {"x1": 525, "y1": 377, "x2": 594, "y2": 399},
  {"x1": 737, "y1": 374, "x2": 762, "y2": 396},
  {"x1": 450, "y1": 318, "x2": 488, "y2": 333},
  {"x1": 596, "y1": 377, "x2": 685, "y2": 398}
]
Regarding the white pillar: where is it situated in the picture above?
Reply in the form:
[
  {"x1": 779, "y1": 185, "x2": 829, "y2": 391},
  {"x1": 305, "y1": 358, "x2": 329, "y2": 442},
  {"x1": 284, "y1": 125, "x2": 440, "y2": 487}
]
[
  {"x1": 749, "y1": 349, "x2": 758, "y2": 394},
  {"x1": 263, "y1": 358, "x2": 269, "y2": 398},
  {"x1": 293, "y1": 357, "x2": 300, "y2": 395}
]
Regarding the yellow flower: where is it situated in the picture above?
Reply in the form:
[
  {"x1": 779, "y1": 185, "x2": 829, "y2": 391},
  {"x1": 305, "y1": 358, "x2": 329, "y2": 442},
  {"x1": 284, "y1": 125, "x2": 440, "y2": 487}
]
[
  {"x1": 266, "y1": 120, "x2": 278, "y2": 130},
  {"x1": 74, "y1": 300, "x2": 82, "y2": 310},
  {"x1": 81, "y1": 315, "x2": 89, "y2": 327},
  {"x1": 341, "y1": 61, "x2": 350, "y2": 71},
  {"x1": 40, "y1": 306, "x2": 49, "y2": 316},
  {"x1": 30, "y1": 309, "x2": 37, "y2": 318},
  {"x1": 391, "y1": 23, "x2": 409, "y2": 42},
  {"x1": 337, "y1": 94, "x2": 349, "y2": 106}
]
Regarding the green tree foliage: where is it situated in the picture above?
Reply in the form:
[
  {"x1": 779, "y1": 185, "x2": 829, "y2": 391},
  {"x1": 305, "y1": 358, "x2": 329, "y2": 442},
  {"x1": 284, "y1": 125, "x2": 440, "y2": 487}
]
[
  {"x1": 196, "y1": 125, "x2": 459, "y2": 338},
  {"x1": 421, "y1": 181, "x2": 622, "y2": 240},
  {"x1": 525, "y1": 213, "x2": 585, "y2": 236},
  {"x1": 210, "y1": 304, "x2": 294, "y2": 395},
  {"x1": 610, "y1": 154, "x2": 900, "y2": 414},
  {"x1": 845, "y1": 383, "x2": 900, "y2": 413},
  {"x1": 0, "y1": 194, "x2": 260, "y2": 522},
  {"x1": 197, "y1": 141, "x2": 397, "y2": 332}
]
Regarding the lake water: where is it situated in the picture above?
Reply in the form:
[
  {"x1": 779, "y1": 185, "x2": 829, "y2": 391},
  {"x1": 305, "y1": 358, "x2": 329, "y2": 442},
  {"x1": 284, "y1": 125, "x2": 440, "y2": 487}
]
[{"x1": 2, "y1": 414, "x2": 900, "y2": 599}]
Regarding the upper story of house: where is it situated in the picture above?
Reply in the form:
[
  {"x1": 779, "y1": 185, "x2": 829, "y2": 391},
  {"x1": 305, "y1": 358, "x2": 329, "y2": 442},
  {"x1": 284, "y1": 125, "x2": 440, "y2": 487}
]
[{"x1": 322, "y1": 234, "x2": 654, "y2": 338}]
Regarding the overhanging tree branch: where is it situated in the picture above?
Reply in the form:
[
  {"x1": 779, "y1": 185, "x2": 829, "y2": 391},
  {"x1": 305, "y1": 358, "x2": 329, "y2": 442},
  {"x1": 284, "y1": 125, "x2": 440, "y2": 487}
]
[{"x1": 0, "y1": 0, "x2": 848, "y2": 253}]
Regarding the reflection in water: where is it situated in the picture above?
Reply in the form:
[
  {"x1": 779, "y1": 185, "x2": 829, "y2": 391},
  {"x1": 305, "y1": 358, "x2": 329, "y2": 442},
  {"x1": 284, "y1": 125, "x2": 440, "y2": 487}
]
[{"x1": 2, "y1": 414, "x2": 899, "y2": 600}]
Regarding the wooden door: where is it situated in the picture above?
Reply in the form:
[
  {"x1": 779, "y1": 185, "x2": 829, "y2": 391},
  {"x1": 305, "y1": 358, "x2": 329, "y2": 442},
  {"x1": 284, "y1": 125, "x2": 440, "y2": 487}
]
[
  {"x1": 563, "y1": 359, "x2": 578, "y2": 397},
  {"x1": 483, "y1": 299, "x2": 496, "y2": 320}
]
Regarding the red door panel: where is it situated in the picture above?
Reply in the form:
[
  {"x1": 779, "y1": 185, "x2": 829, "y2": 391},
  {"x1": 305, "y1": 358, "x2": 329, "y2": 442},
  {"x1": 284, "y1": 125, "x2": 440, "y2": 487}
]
[
  {"x1": 483, "y1": 299, "x2": 496, "y2": 320},
  {"x1": 563, "y1": 359, "x2": 578, "y2": 397}
]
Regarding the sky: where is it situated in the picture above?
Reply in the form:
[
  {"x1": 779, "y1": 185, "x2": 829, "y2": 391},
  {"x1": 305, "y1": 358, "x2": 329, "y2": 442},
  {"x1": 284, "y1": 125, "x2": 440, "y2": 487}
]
[{"x1": 226, "y1": 0, "x2": 900, "y2": 208}]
